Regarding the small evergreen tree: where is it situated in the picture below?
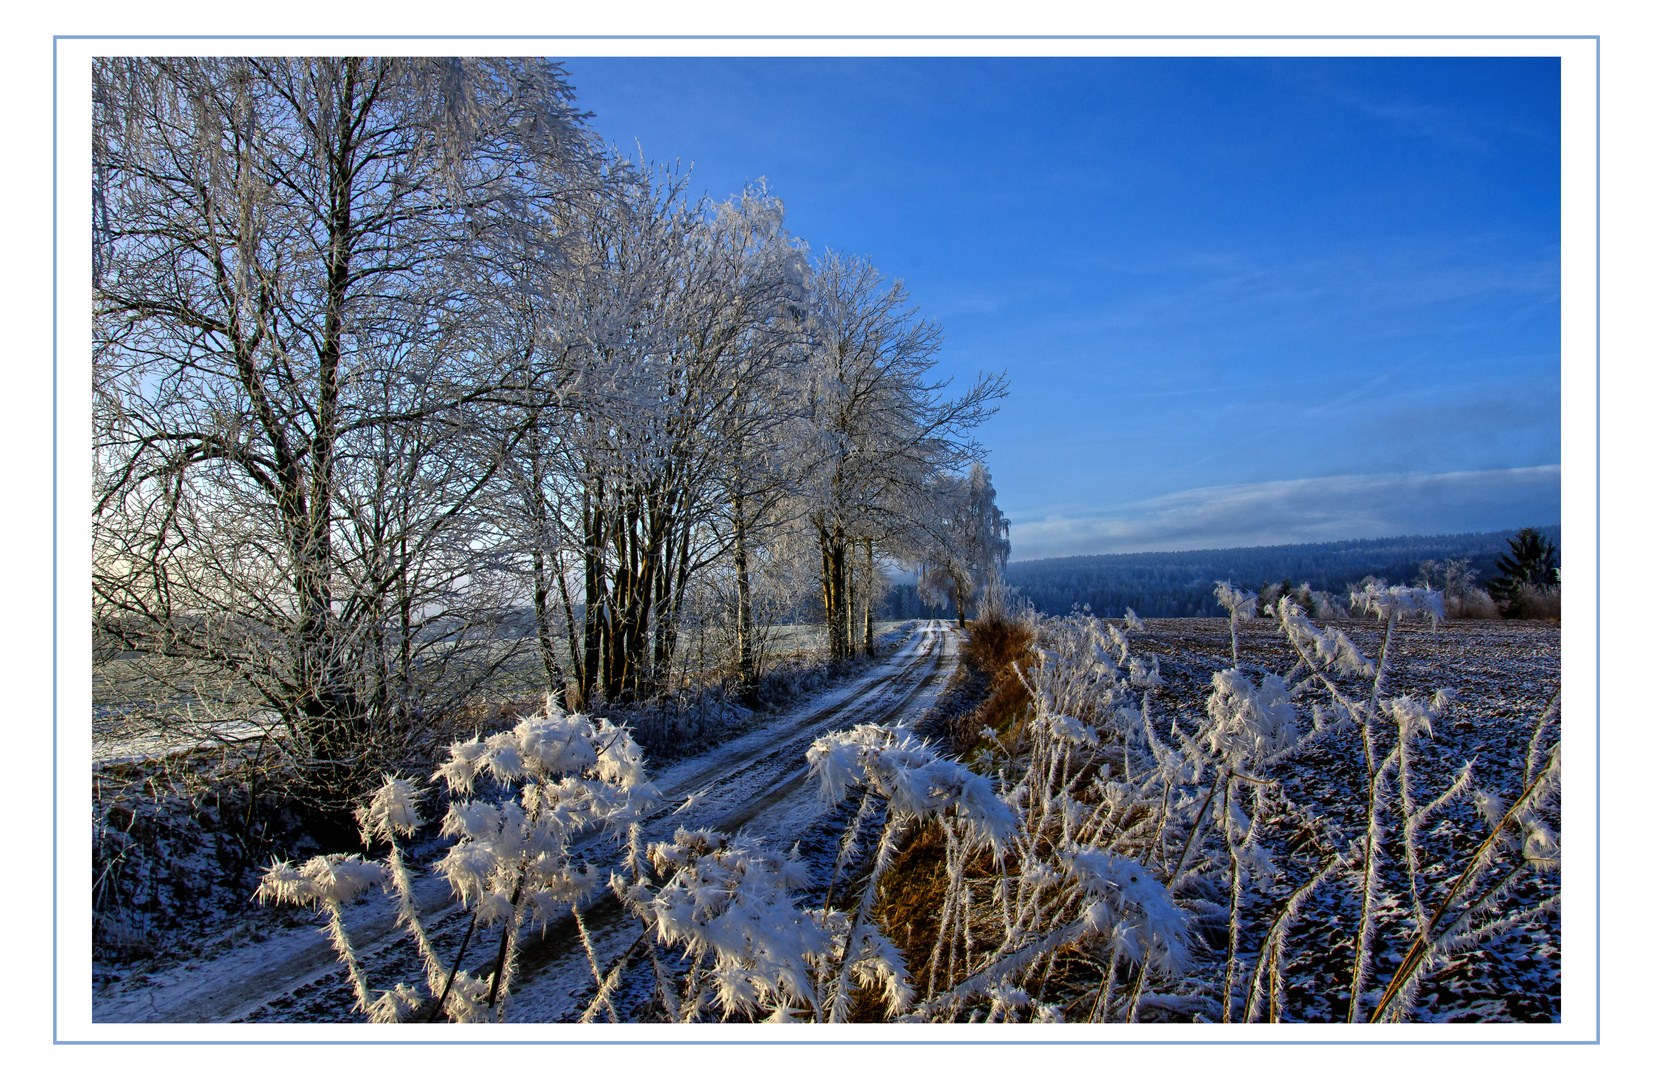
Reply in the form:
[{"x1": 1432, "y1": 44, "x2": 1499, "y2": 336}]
[{"x1": 1489, "y1": 528, "x2": 1559, "y2": 615}]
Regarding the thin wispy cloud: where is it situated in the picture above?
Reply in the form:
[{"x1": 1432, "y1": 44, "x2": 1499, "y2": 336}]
[
  {"x1": 1061, "y1": 242, "x2": 1558, "y2": 342},
  {"x1": 1010, "y1": 466, "x2": 1560, "y2": 561}
]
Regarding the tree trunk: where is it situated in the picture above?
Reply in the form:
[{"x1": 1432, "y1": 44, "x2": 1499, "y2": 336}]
[
  {"x1": 733, "y1": 490, "x2": 757, "y2": 691},
  {"x1": 556, "y1": 558, "x2": 584, "y2": 711},
  {"x1": 820, "y1": 523, "x2": 851, "y2": 663},
  {"x1": 532, "y1": 545, "x2": 568, "y2": 704},
  {"x1": 846, "y1": 565, "x2": 858, "y2": 658},
  {"x1": 863, "y1": 539, "x2": 876, "y2": 655},
  {"x1": 294, "y1": 61, "x2": 366, "y2": 764},
  {"x1": 580, "y1": 481, "x2": 605, "y2": 707}
]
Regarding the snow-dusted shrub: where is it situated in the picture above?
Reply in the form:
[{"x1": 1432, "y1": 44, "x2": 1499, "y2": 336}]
[
  {"x1": 1509, "y1": 583, "x2": 1561, "y2": 621},
  {"x1": 862, "y1": 586, "x2": 1558, "y2": 1024},
  {"x1": 257, "y1": 695, "x2": 659, "y2": 1022},
  {"x1": 1452, "y1": 587, "x2": 1501, "y2": 620},
  {"x1": 1417, "y1": 557, "x2": 1490, "y2": 622},
  {"x1": 1309, "y1": 589, "x2": 1350, "y2": 620}
]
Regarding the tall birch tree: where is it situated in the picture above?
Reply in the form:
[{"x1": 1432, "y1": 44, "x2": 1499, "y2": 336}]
[{"x1": 92, "y1": 57, "x2": 596, "y2": 768}]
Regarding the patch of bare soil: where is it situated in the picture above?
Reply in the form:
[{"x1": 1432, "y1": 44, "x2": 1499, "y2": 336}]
[{"x1": 1128, "y1": 617, "x2": 1561, "y2": 1022}]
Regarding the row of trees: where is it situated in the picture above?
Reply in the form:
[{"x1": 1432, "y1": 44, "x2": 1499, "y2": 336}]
[
  {"x1": 1002, "y1": 528, "x2": 1558, "y2": 620},
  {"x1": 91, "y1": 57, "x2": 1010, "y2": 769}
]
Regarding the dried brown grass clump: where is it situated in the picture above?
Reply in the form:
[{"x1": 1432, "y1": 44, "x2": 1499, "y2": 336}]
[
  {"x1": 958, "y1": 607, "x2": 1036, "y2": 674},
  {"x1": 859, "y1": 819, "x2": 1013, "y2": 1021},
  {"x1": 1509, "y1": 583, "x2": 1561, "y2": 622},
  {"x1": 950, "y1": 608, "x2": 1038, "y2": 756},
  {"x1": 852, "y1": 821, "x2": 950, "y2": 1020},
  {"x1": 854, "y1": 605, "x2": 1042, "y2": 1017}
]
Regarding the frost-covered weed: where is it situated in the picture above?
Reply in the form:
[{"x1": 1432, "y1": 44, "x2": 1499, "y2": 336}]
[
  {"x1": 1213, "y1": 580, "x2": 1256, "y2": 665},
  {"x1": 861, "y1": 591, "x2": 1557, "y2": 1024},
  {"x1": 807, "y1": 725, "x2": 1019, "y2": 853},
  {"x1": 1349, "y1": 582, "x2": 1445, "y2": 627},
  {"x1": 642, "y1": 829, "x2": 834, "y2": 1019},
  {"x1": 602, "y1": 824, "x2": 918, "y2": 1023},
  {"x1": 256, "y1": 593, "x2": 1557, "y2": 1024},
  {"x1": 258, "y1": 695, "x2": 659, "y2": 1022},
  {"x1": 254, "y1": 853, "x2": 387, "y2": 1014}
]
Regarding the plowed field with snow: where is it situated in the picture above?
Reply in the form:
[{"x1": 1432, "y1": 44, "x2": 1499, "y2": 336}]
[
  {"x1": 89, "y1": 616, "x2": 1561, "y2": 1026},
  {"x1": 1130, "y1": 616, "x2": 1562, "y2": 1022}
]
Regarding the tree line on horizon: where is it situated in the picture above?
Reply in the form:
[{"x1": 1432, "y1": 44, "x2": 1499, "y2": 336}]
[{"x1": 999, "y1": 527, "x2": 1561, "y2": 620}]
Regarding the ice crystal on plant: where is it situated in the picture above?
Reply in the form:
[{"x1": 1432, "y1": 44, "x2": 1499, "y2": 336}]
[
  {"x1": 1382, "y1": 695, "x2": 1438, "y2": 742},
  {"x1": 1273, "y1": 596, "x2": 1375, "y2": 679},
  {"x1": 1350, "y1": 583, "x2": 1444, "y2": 627},
  {"x1": 647, "y1": 829, "x2": 837, "y2": 1019},
  {"x1": 256, "y1": 854, "x2": 385, "y2": 908},
  {"x1": 1066, "y1": 848, "x2": 1194, "y2": 974},
  {"x1": 1043, "y1": 713, "x2": 1099, "y2": 747},
  {"x1": 1214, "y1": 580, "x2": 1257, "y2": 620},
  {"x1": 807, "y1": 724, "x2": 1018, "y2": 851},
  {"x1": 355, "y1": 774, "x2": 423, "y2": 844},
  {"x1": 367, "y1": 983, "x2": 423, "y2": 1023},
  {"x1": 1205, "y1": 669, "x2": 1300, "y2": 764},
  {"x1": 1129, "y1": 652, "x2": 1164, "y2": 689},
  {"x1": 1472, "y1": 789, "x2": 1506, "y2": 830},
  {"x1": 432, "y1": 738, "x2": 489, "y2": 794}
]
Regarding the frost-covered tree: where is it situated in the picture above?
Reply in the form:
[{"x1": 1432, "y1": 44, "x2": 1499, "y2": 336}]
[
  {"x1": 798, "y1": 252, "x2": 1005, "y2": 662},
  {"x1": 651, "y1": 184, "x2": 809, "y2": 692},
  {"x1": 696, "y1": 188, "x2": 811, "y2": 689},
  {"x1": 491, "y1": 157, "x2": 693, "y2": 707},
  {"x1": 92, "y1": 57, "x2": 599, "y2": 768},
  {"x1": 916, "y1": 462, "x2": 1011, "y2": 626},
  {"x1": 522, "y1": 169, "x2": 809, "y2": 705}
]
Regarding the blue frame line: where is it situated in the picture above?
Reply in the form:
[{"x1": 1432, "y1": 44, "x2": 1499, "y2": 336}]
[
  {"x1": 43, "y1": 1038, "x2": 1610, "y2": 1046},
  {"x1": 51, "y1": 29, "x2": 60, "y2": 1051},
  {"x1": 1592, "y1": 32, "x2": 1602, "y2": 1048},
  {"x1": 56, "y1": 32, "x2": 1601, "y2": 1048},
  {"x1": 53, "y1": 33, "x2": 1597, "y2": 40}
]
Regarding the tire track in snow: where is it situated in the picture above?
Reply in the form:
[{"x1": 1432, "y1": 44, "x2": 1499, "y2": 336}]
[
  {"x1": 94, "y1": 622, "x2": 958, "y2": 1025},
  {"x1": 478, "y1": 621, "x2": 960, "y2": 1021}
]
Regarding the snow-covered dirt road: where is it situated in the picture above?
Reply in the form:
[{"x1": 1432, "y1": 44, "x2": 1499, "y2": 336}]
[{"x1": 92, "y1": 620, "x2": 960, "y2": 1025}]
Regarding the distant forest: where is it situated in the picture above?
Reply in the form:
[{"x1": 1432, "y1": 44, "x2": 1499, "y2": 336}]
[
  {"x1": 881, "y1": 584, "x2": 959, "y2": 621},
  {"x1": 990, "y1": 527, "x2": 1561, "y2": 619}
]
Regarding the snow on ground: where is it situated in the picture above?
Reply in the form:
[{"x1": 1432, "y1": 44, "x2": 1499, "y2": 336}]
[
  {"x1": 90, "y1": 615, "x2": 1560, "y2": 1026},
  {"x1": 92, "y1": 621, "x2": 958, "y2": 1025},
  {"x1": 1124, "y1": 617, "x2": 1561, "y2": 1023}
]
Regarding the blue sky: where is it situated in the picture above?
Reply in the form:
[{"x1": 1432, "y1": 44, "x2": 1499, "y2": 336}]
[{"x1": 562, "y1": 57, "x2": 1561, "y2": 561}]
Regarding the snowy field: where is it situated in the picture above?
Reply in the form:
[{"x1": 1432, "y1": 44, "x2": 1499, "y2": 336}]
[
  {"x1": 89, "y1": 615, "x2": 1559, "y2": 1026},
  {"x1": 90, "y1": 622, "x2": 911, "y2": 767},
  {"x1": 1121, "y1": 616, "x2": 1561, "y2": 1022},
  {"x1": 92, "y1": 622, "x2": 955, "y2": 1023}
]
